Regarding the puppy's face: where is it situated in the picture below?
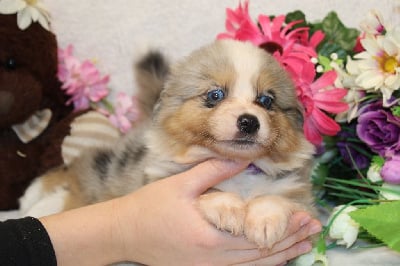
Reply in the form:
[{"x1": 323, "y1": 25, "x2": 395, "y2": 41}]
[{"x1": 156, "y1": 40, "x2": 305, "y2": 161}]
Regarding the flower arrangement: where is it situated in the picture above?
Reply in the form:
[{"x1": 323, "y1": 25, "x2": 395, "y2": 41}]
[
  {"x1": 218, "y1": 1, "x2": 400, "y2": 265},
  {"x1": 57, "y1": 44, "x2": 139, "y2": 133}
]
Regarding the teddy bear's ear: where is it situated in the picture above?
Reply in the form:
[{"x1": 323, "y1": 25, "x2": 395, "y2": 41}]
[{"x1": 11, "y1": 109, "x2": 52, "y2": 143}]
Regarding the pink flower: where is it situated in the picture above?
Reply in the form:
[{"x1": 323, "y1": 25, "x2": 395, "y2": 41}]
[
  {"x1": 296, "y1": 65, "x2": 349, "y2": 145},
  {"x1": 57, "y1": 45, "x2": 109, "y2": 110},
  {"x1": 217, "y1": 0, "x2": 323, "y2": 60},
  {"x1": 108, "y1": 92, "x2": 139, "y2": 133},
  {"x1": 381, "y1": 156, "x2": 400, "y2": 184}
]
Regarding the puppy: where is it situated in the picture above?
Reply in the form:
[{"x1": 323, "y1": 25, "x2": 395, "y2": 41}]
[{"x1": 27, "y1": 39, "x2": 316, "y2": 249}]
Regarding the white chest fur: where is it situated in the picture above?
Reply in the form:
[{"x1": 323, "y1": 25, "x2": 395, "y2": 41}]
[{"x1": 213, "y1": 169, "x2": 305, "y2": 201}]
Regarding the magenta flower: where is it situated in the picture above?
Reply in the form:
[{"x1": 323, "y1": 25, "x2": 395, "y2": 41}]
[
  {"x1": 108, "y1": 92, "x2": 139, "y2": 133},
  {"x1": 296, "y1": 65, "x2": 349, "y2": 145},
  {"x1": 217, "y1": 1, "x2": 347, "y2": 145},
  {"x1": 381, "y1": 156, "x2": 400, "y2": 184},
  {"x1": 58, "y1": 45, "x2": 110, "y2": 110},
  {"x1": 217, "y1": 0, "x2": 323, "y2": 59}
]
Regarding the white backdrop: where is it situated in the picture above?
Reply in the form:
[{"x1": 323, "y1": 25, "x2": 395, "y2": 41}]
[{"x1": 42, "y1": 0, "x2": 400, "y2": 100}]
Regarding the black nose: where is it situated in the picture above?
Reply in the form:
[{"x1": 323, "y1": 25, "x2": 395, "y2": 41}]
[{"x1": 237, "y1": 114, "x2": 260, "y2": 135}]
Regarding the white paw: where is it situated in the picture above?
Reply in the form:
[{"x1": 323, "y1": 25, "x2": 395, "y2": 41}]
[
  {"x1": 244, "y1": 196, "x2": 301, "y2": 248},
  {"x1": 19, "y1": 177, "x2": 45, "y2": 215},
  {"x1": 22, "y1": 185, "x2": 68, "y2": 218},
  {"x1": 198, "y1": 192, "x2": 245, "y2": 235}
]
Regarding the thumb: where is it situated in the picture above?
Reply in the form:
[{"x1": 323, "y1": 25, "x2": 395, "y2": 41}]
[{"x1": 177, "y1": 159, "x2": 249, "y2": 196}]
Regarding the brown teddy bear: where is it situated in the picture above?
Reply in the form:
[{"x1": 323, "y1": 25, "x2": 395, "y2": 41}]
[{"x1": 0, "y1": 13, "x2": 84, "y2": 210}]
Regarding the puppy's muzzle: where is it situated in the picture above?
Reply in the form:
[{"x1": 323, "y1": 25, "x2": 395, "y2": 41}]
[{"x1": 237, "y1": 114, "x2": 260, "y2": 135}]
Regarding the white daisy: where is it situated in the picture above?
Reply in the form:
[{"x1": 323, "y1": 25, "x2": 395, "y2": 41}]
[
  {"x1": 332, "y1": 58, "x2": 364, "y2": 122},
  {"x1": 359, "y1": 9, "x2": 389, "y2": 36},
  {"x1": 354, "y1": 32, "x2": 400, "y2": 106},
  {"x1": 0, "y1": 0, "x2": 50, "y2": 31},
  {"x1": 328, "y1": 205, "x2": 360, "y2": 248}
]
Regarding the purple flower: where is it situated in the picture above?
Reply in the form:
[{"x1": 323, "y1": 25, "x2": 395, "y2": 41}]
[
  {"x1": 381, "y1": 156, "x2": 400, "y2": 184},
  {"x1": 337, "y1": 142, "x2": 370, "y2": 169},
  {"x1": 336, "y1": 124, "x2": 370, "y2": 169},
  {"x1": 356, "y1": 101, "x2": 400, "y2": 157}
]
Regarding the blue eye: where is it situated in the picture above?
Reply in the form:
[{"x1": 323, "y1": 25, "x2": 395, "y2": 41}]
[
  {"x1": 205, "y1": 89, "x2": 225, "y2": 107},
  {"x1": 257, "y1": 94, "x2": 274, "y2": 110}
]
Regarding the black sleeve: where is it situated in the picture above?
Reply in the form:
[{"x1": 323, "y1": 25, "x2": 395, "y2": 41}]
[{"x1": 0, "y1": 216, "x2": 57, "y2": 266}]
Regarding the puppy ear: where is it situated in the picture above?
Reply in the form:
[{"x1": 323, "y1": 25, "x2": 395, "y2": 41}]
[{"x1": 135, "y1": 51, "x2": 170, "y2": 120}]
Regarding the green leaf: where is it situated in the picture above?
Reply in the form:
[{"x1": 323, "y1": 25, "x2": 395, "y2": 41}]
[
  {"x1": 285, "y1": 10, "x2": 308, "y2": 29},
  {"x1": 317, "y1": 233, "x2": 327, "y2": 254},
  {"x1": 318, "y1": 11, "x2": 360, "y2": 53},
  {"x1": 349, "y1": 201, "x2": 400, "y2": 252},
  {"x1": 391, "y1": 106, "x2": 400, "y2": 117},
  {"x1": 371, "y1": 155, "x2": 385, "y2": 168}
]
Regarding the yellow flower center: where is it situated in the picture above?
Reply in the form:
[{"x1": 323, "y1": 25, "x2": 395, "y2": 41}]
[
  {"x1": 26, "y1": 0, "x2": 38, "y2": 5},
  {"x1": 383, "y1": 56, "x2": 398, "y2": 74}
]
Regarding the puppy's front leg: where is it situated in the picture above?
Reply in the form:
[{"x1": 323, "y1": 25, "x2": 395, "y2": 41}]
[
  {"x1": 244, "y1": 195, "x2": 303, "y2": 249},
  {"x1": 197, "y1": 191, "x2": 245, "y2": 235}
]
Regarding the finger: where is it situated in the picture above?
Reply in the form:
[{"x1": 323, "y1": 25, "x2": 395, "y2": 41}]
[
  {"x1": 176, "y1": 159, "x2": 249, "y2": 196},
  {"x1": 282, "y1": 211, "x2": 313, "y2": 237},
  {"x1": 234, "y1": 240, "x2": 312, "y2": 266},
  {"x1": 262, "y1": 218, "x2": 321, "y2": 256},
  {"x1": 215, "y1": 231, "x2": 258, "y2": 250}
]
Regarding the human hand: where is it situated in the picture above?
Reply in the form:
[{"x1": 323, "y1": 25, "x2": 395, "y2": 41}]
[{"x1": 113, "y1": 159, "x2": 322, "y2": 265}]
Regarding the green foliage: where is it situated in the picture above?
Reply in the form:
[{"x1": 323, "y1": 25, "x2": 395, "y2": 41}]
[
  {"x1": 350, "y1": 201, "x2": 400, "y2": 252},
  {"x1": 314, "y1": 12, "x2": 360, "y2": 55},
  {"x1": 392, "y1": 105, "x2": 400, "y2": 117},
  {"x1": 286, "y1": 10, "x2": 360, "y2": 60},
  {"x1": 285, "y1": 10, "x2": 308, "y2": 28}
]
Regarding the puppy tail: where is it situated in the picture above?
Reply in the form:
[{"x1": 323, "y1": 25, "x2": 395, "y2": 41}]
[{"x1": 135, "y1": 51, "x2": 169, "y2": 120}]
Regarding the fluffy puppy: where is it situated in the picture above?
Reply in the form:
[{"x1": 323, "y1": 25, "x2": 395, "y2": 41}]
[{"x1": 39, "y1": 39, "x2": 316, "y2": 248}]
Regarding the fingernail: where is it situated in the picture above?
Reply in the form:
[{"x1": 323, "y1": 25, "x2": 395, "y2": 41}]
[{"x1": 309, "y1": 223, "x2": 322, "y2": 234}]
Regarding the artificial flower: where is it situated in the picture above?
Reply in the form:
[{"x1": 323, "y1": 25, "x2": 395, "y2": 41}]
[
  {"x1": 296, "y1": 65, "x2": 349, "y2": 145},
  {"x1": 381, "y1": 155, "x2": 400, "y2": 184},
  {"x1": 328, "y1": 205, "x2": 360, "y2": 248},
  {"x1": 108, "y1": 92, "x2": 139, "y2": 134},
  {"x1": 217, "y1": 0, "x2": 324, "y2": 71},
  {"x1": 353, "y1": 32, "x2": 400, "y2": 106},
  {"x1": 57, "y1": 45, "x2": 139, "y2": 133},
  {"x1": 336, "y1": 124, "x2": 370, "y2": 169},
  {"x1": 356, "y1": 101, "x2": 400, "y2": 157},
  {"x1": 0, "y1": 0, "x2": 50, "y2": 30},
  {"x1": 367, "y1": 156, "x2": 384, "y2": 182},
  {"x1": 217, "y1": 0, "x2": 319, "y2": 55},
  {"x1": 291, "y1": 248, "x2": 328, "y2": 266},
  {"x1": 354, "y1": 10, "x2": 388, "y2": 53},
  {"x1": 57, "y1": 45, "x2": 109, "y2": 110},
  {"x1": 332, "y1": 58, "x2": 365, "y2": 122},
  {"x1": 359, "y1": 10, "x2": 388, "y2": 36}
]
